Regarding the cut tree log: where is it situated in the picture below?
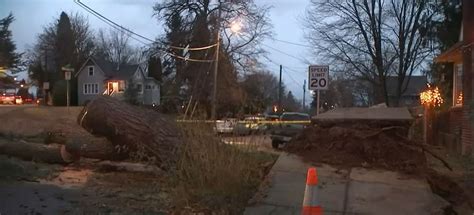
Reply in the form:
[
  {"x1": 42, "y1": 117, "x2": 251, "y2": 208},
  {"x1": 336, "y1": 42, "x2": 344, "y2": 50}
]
[
  {"x1": 0, "y1": 138, "x2": 76, "y2": 164},
  {"x1": 65, "y1": 136, "x2": 121, "y2": 160},
  {"x1": 77, "y1": 96, "x2": 183, "y2": 168}
]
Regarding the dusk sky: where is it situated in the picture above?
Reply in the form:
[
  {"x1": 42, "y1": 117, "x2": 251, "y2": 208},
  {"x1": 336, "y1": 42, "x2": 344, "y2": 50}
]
[{"x1": 0, "y1": 0, "x2": 313, "y2": 101}]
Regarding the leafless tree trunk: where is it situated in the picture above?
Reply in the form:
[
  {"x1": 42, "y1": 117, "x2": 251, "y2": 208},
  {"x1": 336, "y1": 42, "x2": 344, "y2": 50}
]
[{"x1": 387, "y1": 0, "x2": 436, "y2": 106}]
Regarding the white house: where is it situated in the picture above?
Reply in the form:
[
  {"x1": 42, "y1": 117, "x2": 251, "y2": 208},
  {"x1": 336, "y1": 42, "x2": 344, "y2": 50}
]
[{"x1": 76, "y1": 57, "x2": 160, "y2": 105}]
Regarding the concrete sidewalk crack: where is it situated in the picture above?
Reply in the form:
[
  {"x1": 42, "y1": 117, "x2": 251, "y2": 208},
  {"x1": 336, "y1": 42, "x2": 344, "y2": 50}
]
[{"x1": 342, "y1": 168, "x2": 352, "y2": 215}]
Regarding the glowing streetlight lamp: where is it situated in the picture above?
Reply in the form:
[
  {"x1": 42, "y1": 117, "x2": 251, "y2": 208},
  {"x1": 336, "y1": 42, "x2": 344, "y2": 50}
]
[{"x1": 230, "y1": 20, "x2": 242, "y2": 34}]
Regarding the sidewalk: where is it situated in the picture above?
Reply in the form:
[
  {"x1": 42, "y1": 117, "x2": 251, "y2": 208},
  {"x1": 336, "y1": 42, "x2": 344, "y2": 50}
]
[{"x1": 244, "y1": 153, "x2": 449, "y2": 215}]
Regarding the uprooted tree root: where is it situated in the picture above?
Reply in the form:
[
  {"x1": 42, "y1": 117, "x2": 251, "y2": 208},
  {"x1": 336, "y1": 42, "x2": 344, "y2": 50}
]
[
  {"x1": 286, "y1": 125, "x2": 428, "y2": 174},
  {"x1": 426, "y1": 169, "x2": 474, "y2": 214},
  {"x1": 285, "y1": 124, "x2": 473, "y2": 214}
]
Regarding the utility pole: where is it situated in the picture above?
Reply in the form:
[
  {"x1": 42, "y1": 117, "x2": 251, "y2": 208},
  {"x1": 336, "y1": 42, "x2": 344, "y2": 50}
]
[
  {"x1": 278, "y1": 65, "x2": 282, "y2": 112},
  {"x1": 303, "y1": 79, "x2": 306, "y2": 112},
  {"x1": 211, "y1": 0, "x2": 222, "y2": 120},
  {"x1": 43, "y1": 48, "x2": 49, "y2": 105}
]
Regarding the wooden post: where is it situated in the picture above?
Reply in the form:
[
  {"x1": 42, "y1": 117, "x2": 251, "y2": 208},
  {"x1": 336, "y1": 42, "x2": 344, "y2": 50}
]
[
  {"x1": 316, "y1": 90, "x2": 320, "y2": 115},
  {"x1": 424, "y1": 106, "x2": 434, "y2": 145}
]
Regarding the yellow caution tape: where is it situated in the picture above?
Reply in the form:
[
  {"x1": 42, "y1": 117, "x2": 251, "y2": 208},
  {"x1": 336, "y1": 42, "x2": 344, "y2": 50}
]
[{"x1": 177, "y1": 120, "x2": 311, "y2": 124}]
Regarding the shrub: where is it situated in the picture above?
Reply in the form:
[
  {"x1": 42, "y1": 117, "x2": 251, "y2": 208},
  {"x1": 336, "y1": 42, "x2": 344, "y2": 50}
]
[{"x1": 171, "y1": 123, "x2": 275, "y2": 213}]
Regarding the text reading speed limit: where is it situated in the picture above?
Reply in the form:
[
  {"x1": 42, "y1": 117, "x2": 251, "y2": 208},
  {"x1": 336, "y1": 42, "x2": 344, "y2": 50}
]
[{"x1": 308, "y1": 65, "x2": 329, "y2": 90}]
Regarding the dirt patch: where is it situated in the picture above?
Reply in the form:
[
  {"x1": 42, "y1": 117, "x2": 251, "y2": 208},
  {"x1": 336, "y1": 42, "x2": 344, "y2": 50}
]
[{"x1": 285, "y1": 125, "x2": 425, "y2": 174}]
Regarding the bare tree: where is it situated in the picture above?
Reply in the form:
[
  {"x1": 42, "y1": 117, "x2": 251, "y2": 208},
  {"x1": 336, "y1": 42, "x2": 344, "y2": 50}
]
[
  {"x1": 153, "y1": 0, "x2": 272, "y2": 115},
  {"x1": 386, "y1": 0, "x2": 436, "y2": 105},
  {"x1": 94, "y1": 29, "x2": 140, "y2": 65},
  {"x1": 305, "y1": 0, "x2": 436, "y2": 106}
]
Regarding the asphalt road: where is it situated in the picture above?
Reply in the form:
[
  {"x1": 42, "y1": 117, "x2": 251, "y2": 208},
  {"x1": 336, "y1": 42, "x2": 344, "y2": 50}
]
[{"x1": 0, "y1": 104, "x2": 37, "y2": 115}]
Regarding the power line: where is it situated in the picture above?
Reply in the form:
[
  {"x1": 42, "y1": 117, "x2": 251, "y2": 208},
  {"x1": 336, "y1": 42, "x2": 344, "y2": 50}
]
[
  {"x1": 283, "y1": 68, "x2": 303, "y2": 87},
  {"x1": 166, "y1": 52, "x2": 215, "y2": 63},
  {"x1": 75, "y1": 0, "x2": 152, "y2": 44},
  {"x1": 273, "y1": 38, "x2": 313, "y2": 48},
  {"x1": 261, "y1": 43, "x2": 309, "y2": 63},
  {"x1": 284, "y1": 66, "x2": 306, "y2": 74},
  {"x1": 266, "y1": 58, "x2": 303, "y2": 88},
  {"x1": 169, "y1": 43, "x2": 218, "y2": 51},
  {"x1": 238, "y1": 34, "x2": 309, "y2": 64},
  {"x1": 74, "y1": 0, "x2": 217, "y2": 61}
]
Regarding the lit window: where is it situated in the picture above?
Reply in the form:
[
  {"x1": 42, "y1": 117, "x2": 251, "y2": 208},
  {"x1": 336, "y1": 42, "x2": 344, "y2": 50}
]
[
  {"x1": 453, "y1": 64, "x2": 462, "y2": 106},
  {"x1": 88, "y1": 66, "x2": 94, "y2": 76}
]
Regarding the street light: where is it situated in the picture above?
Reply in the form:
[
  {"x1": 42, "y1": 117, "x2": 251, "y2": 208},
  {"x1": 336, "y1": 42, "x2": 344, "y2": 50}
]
[{"x1": 230, "y1": 20, "x2": 242, "y2": 34}]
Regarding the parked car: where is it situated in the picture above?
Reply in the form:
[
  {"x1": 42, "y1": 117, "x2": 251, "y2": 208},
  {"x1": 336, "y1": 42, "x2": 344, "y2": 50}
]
[
  {"x1": 233, "y1": 116, "x2": 265, "y2": 135},
  {"x1": 215, "y1": 118, "x2": 238, "y2": 134},
  {"x1": 265, "y1": 114, "x2": 280, "y2": 121},
  {"x1": 0, "y1": 93, "x2": 19, "y2": 104},
  {"x1": 270, "y1": 112, "x2": 311, "y2": 149}
]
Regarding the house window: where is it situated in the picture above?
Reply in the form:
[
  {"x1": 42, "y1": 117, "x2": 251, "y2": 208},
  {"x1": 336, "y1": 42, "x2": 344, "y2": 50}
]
[
  {"x1": 88, "y1": 66, "x2": 94, "y2": 76},
  {"x1": 145, "y1": 85, "x2": 152, "y2": 90},
  {"x1": 136, "y1": 84, "x2": 143, "y2": 92},
  {"x1": 84, "y1": 83, "x2": 99, "y2": 94},
  {"x1": 453, "y1": 64, "x2": 463, "y2": 106}
]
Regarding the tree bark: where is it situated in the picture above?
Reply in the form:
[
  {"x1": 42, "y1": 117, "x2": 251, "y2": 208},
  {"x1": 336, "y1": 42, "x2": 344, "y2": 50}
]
[
  {"x1": 77, "y1": 96, "x2": 183, "y2": 168},
  {"x1": 64, "y1": 136, "x2": 121, "y2": 160},
  {"x1": 0, "y1": 139, "x2": 75, "y2": 164}
]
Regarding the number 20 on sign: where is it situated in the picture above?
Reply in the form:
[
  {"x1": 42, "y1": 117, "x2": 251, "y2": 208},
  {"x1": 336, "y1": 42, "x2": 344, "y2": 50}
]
[{"x1": 308, "y1": 65, "x2": 329, "y2": 90}]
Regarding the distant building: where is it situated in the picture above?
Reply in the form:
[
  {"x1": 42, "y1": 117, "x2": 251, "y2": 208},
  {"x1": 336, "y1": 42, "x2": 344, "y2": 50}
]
[
  {"x1": 386, "y1": 76, "x2": 428, "y2": 107},
  {"x1": 75, "y1": 57, "x2": 160, "y2": 105}
]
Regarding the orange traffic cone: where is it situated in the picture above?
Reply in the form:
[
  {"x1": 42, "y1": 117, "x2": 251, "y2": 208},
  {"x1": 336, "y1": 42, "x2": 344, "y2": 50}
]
[{"x1": 302, "y1": 167, "x2": 322, "y2": 215}]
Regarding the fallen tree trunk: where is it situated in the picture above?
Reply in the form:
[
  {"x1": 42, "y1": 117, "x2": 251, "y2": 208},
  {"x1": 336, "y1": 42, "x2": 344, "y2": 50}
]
[
  {"x1": 65, "y1": 136, "x2": 121, "y2": 160},
  {"x1": 77, "y1": 96, "x2": 183, "y2": 168},
  {"x1": 0, "y1": 139, "x2": 76, "y2": 164}
]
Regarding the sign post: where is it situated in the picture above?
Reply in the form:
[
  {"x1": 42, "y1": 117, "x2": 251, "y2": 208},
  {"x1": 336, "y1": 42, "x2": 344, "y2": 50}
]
[
  {"x1": 308, "y1": 65, "x2": 329, "y2": 115},
  {"x1": 43, "y1": 82, "x2": 49, "y2": 105},
  {"x1": 62, "y1": 65, "x2": 74, "y2": 109}
]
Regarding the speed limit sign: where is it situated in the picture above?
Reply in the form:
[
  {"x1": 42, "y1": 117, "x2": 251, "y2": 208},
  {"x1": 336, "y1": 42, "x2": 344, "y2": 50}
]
[{"x1": 308, "y1": 65, "x2": 329, "y2": 90}]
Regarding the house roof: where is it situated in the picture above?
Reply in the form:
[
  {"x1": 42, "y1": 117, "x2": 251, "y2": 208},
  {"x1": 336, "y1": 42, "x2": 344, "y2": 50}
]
[
  {"x1": 76, "y1": 57, "x2": 140, "y2": 80},
  {"x1": 92, "y1": 58, "x2": 140, "y2": 80},
  {"x1": 435, "y1": 41, "x2": 464, "y2": 63},
  {"x1": 386, "y1": 76, "x2": 427, "y2": 96}
]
